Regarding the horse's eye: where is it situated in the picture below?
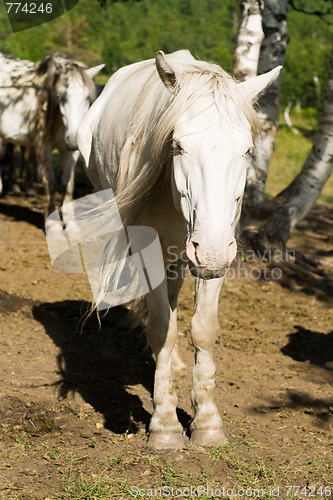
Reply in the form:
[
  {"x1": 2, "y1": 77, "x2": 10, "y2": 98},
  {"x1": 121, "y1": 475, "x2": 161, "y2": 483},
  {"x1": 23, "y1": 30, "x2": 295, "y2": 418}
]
[
  {"x1": 57, "y1": 93, "x2": 67, "y2": 104},
  {"x1": 172, "y1": 139, "x2": 185, "y2": 156}
]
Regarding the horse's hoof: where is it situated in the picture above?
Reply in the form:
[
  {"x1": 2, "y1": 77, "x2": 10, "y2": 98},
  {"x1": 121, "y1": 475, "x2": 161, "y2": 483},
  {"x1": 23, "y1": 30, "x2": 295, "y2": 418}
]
[
  {"x1": 148, "y1": 432, "x2": 185, "y2": 450},
  {"x1": 191, "y1": 428, "x2": 228, "y2": 447}
]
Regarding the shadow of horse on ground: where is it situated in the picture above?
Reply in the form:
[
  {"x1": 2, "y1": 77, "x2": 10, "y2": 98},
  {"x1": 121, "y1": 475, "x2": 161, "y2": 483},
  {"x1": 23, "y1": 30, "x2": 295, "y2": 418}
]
[
  {"x1": 0, "y1": 199, "x2": 44, "y2": 230},
  {"x1": 33, "y1": 300, "x2": 155, "y2": 435},
  {"x1": 249, "y1": 326, "x2": 333, "y2": 424},
  {"x1": 280, "y1": 325, "x2": 333, "y2": 423},
  {"x1": 281, "y1": 326, "x2": 333, "y2": 367}
]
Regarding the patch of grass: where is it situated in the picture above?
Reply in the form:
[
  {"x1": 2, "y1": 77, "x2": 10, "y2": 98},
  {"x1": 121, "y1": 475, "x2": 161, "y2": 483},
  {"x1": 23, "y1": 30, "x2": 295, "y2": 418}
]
[
  {"x1": 62, "y1": 470, "x2": 113, "y2": 499},
  {"x1": 120, "y1": 480, "x2": 137, "y2": 498},
  {"x1": 77, "y1": 411, "x2": 94, "y2": 421},
  {"x1": 49, "y1": 446, "x2": 62, "y2": 460},
  {"x1": 162, "y1": 464, "x2": 177, "y2": 487},
  {"x1": 146, "y1": 454, "x2": 160, "y2": 465},
  {"x1": 66, "y1": 402, "x2": 94, "y2": 421},
  {"x1": 15, "y1": 431, "x2": 29, "y2": 451},
  {"x1": 320, "y1": 384, "x2": 332, "y2": 393},
  {"x1": 15, "y1": 431, "x2": 27, "y2": 445},
  {"x1": 266, "y1": 108, "x2": 333, "y2": 208},
  {"x1": 56, "y1": 442, "x2": 333, "y2": 500},
  {"x1": 211, "y1": 444, "x2": 238, "y2": 463},
  {"x1": 210, "y1": 444, "x2": 292, "y2": 499}
]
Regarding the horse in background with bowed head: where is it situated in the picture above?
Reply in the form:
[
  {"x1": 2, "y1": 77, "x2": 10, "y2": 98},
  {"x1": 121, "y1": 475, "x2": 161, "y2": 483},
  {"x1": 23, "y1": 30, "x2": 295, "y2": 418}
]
[
  {"x1": 77, "y1": 50, "x2": 281, "y2": 449},
  {"x1": 0, "y1": 53, "x2": 104, "y2": 214}
]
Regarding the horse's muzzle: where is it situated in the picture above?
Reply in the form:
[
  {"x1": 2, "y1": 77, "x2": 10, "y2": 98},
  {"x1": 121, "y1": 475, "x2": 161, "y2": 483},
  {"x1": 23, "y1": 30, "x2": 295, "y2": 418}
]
[
  {"x1": 188, "y1": 261, "x2": 228, "y2": 280},
  {"x1": 65, "y1": 135, "x2": 78, "y2": 151}
]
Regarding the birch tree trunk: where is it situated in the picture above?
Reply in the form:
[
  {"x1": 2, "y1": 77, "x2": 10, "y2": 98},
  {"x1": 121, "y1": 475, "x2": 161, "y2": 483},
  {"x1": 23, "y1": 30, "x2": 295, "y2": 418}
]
[
  {"x1": 245, "y1": 0, "x2": 289, "y2": 206},
  {"x1": 233, "y1": 0, "x2": 264, "y2": 82},
  {"x1": 257, "y1": 43, "x2": 333, "y2": 251}
]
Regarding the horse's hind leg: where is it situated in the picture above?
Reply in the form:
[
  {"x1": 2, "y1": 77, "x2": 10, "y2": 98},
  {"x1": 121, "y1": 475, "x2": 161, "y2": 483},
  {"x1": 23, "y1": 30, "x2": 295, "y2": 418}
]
[
  {"x1": 8, "y1": 144, "x2": 21, "y2": 194},
  {"x1": 146, "y1": 260, "x2": 185, "y2": 449},
  {"x1": 22, "y1": 146, "x2": 36, "y2": 196},
  {"x1": 190, "y1": 277, "x2": 228, "y2": 446}
]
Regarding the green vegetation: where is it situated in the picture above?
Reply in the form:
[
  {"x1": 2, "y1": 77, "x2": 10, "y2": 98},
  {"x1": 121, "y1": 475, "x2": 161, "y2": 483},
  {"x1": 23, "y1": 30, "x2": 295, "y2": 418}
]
[
  {"x1": 56, "y1": 440, "x2": 333, "y2": 499},
  {"x1": 0, "y1": 0, "x2": 332, "y2": 107},
  {"x1": 63, "y1": 470, "x2": 114, "y2": 498},
  {"x1": 267, "y1": 109, "x2": 333, "y2": 206},
  {"x1": 0, "y1": 0, "x2": 332, "y2": 205},
  {"x1": 283, "y1": 0, "x2": 333, "y2": 108}
]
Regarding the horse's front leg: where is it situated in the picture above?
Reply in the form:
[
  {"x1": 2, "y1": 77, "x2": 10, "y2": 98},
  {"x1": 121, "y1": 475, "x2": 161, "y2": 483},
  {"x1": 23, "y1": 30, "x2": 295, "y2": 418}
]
[
  {"x1": 146, "y1": 260, "x2": 185, "y2": 449},
  {"x1": 60, "y1": 149, "x2": 79, "y2": 205},
  {"x1": 35, "y1": 141, "x2": 54, "y2": 216},
  {"x1": 190, "y1": 277, "x2": 228, "y2": 446}
]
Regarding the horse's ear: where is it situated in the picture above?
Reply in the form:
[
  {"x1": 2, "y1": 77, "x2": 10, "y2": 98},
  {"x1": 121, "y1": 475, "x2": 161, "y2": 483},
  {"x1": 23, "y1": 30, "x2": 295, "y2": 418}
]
[
  {"x1": 156, "y1": 51, "x2": 177, "y2": 93},
  {"x1": 85, "y1": 64, "x2": 105, "y2": 79},
  {"x1": 239, "y1": 66, "x2": 282, "y2": 101}
]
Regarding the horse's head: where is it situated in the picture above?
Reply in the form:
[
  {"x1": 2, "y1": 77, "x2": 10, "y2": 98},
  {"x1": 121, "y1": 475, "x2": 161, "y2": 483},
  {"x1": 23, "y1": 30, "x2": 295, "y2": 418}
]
[
  {"x1": 38, "y1": 54, "x2": 104, "y2": 150},
  {"x1": 156, "y1": 51, "x2": 281, "y2": 279}
]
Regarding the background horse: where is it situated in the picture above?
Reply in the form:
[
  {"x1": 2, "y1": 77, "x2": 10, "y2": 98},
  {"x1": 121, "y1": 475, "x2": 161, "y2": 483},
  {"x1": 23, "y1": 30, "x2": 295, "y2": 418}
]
[
  {"x1": 77, "y1": 50, "x2": 281, "y2": 449},
  {"x1": 0, "y1": 53, "x2": 104, "y2": 214}
]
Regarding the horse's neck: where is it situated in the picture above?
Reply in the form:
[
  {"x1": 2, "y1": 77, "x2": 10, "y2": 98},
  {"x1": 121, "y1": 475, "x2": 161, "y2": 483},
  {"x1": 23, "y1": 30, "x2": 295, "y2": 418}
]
[{"x1": 32, "y1": 74, "x2": 60, "y2": 141}]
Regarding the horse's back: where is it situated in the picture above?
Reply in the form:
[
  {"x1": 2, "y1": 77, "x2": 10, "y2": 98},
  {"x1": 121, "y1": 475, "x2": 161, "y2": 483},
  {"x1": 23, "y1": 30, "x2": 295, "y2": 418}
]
[
  {"x1": 0, "y1": 54, "x2": 38, "y2": 144},
  {"x1": 77, "y1": 59, "x2": 155, "y2": 189}
]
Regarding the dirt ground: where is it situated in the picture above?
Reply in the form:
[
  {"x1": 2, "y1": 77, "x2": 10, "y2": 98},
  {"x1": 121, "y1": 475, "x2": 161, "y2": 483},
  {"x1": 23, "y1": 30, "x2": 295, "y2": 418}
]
[{"x1": 0, "y1": 190, "x2": 332, "y2": 500}]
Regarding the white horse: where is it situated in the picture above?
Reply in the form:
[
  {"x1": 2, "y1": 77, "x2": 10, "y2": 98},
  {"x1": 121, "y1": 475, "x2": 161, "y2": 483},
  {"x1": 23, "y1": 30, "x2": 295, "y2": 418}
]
[
  {"x1": 0, "y1": 53, "x2": 104, "y2": 214},
  {"x1": 77, "y1": 50, "x2": 281, "y2": 449}
]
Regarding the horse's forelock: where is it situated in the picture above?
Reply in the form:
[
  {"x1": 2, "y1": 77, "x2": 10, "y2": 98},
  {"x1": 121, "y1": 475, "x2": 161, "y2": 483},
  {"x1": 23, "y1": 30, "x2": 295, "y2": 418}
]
[
  {"x1": 52, "y1": 63, "x2": 96, "y2": 104},
  {"x1": 37, "y1": 54, "x2": 96, "y2": 101},
  {"x1": 139, "y1": 62, "x2": 260, "y2": 165},
  {"x1": 71, "y1": 65, "x2": 97, "y2": 101},
  {"x1": 173, "y1": 65, "x2": 260, "y2": 138}
]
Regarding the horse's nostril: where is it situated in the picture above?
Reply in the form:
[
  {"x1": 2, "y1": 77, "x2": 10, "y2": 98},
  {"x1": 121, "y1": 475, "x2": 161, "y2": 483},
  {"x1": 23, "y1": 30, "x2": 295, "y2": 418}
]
[
  {"x1": 228, "y1": 240, "x2": 234, "y2": 247},
  {"x1": 191, "y1": 241, "x2": 201, "y2": 265}
]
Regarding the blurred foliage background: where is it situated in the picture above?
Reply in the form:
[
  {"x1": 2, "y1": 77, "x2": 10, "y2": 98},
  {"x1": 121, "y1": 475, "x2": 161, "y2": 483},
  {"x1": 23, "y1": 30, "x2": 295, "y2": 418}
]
[
  {"x1": 0, "y1": 0, "x2": 332, "y2": 109},
  {"x1": 0, "y1": 0, "x2": 332, "y2": 203}
]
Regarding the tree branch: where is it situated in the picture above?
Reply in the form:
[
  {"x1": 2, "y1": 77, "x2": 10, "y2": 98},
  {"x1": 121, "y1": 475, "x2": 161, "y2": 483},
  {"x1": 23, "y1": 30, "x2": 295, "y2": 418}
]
[{"x1": 288, "y1": 0, "x2": 333, "y2": 25}]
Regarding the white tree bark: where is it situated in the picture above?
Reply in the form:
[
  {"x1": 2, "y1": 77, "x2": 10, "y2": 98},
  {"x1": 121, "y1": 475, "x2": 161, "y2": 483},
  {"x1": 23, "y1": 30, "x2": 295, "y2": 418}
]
[
  {"x1": 233, "y1": 0, "x2": 264, "y2": 82},
  {"x1": 245, "y1": 0, "x2": 289, "y2": 207},
  {"x1": 257, "y1": 43, "x2": 333, "y2": 249}
]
